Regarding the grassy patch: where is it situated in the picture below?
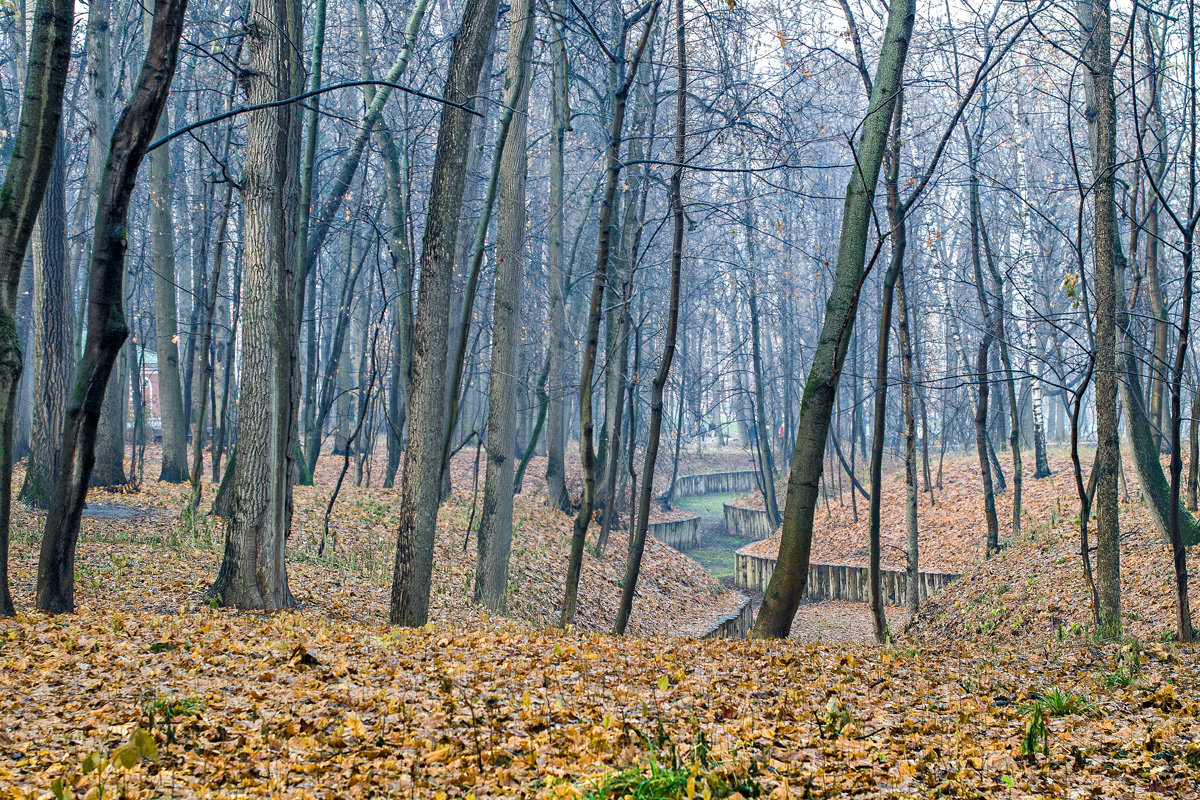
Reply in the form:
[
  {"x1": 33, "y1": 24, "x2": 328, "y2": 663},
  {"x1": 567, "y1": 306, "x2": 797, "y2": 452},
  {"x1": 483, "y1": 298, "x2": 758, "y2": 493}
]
[
  {"x1": 687, "y1": 530, "x2": 748, "y2": 579},
  {"x1": 675, "y1": 493, "x2": 746, "y2": 580},
  {"x1": 675, "y1": 492, "x2": 740, "y2": 520}
]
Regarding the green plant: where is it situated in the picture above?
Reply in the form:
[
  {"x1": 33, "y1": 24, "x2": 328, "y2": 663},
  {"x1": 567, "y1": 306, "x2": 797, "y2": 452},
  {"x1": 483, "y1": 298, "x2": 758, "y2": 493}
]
[
  {"x1": 52, "y1": 728, "x2": 158, "y2": 800},
  {"x1": 820, "y1": 696, "x2": 853, "y2": 738},
  {"x1": 583, "y1": 727, "x2": 760, "y2": 799},
  {"x1": 145, "y1": 693, "x2": 202, "y2": 744},
  {"x1": 1033, "y1": 687, "x2": 1095, "y2": 717},
  {"x1": 1020, "y1": 702, "x2": 1049, "y2": 760}
]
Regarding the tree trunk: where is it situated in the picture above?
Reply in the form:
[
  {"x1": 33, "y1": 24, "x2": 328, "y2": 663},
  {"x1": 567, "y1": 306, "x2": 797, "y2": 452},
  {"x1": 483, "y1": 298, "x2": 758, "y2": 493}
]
[
  {"x1": 867, "y1": 95, "x2": 906, "y2": 644},
  {"x1": 896, "y1": 275, "x2": 920, "y2": 625},
  {"x1": 559, "y1": 6, "x2": 658, "y2": 628},
  {"x1": 753, "y1": 0, "x2": 913, "y2": 638},
  {"x1": 613, "y1": 0, "x2": 682, "y2": 636},
  {"x1": 148, "y1": 73, "x2": 189, "y2": 484},
  {"x1": 35, "y1": 0, "x2": 188, "y2": 613},
  {"x1": 475, "y1": 0, "x2": 534, "y2": 611},
  {"x1": 0, "y1": 0, "x2": 75, "y2": 615},
  {"x1": 1010, "y1": 118, "x2": 1051, "y2": 479},
  {"x1": 966, "y1": 123, "x2": 1001, "y2": 554},
  {"x1": 744, "y1": 174, "x2": 780, "y2": 527},
  {"x1": 545, "y1": 0, "x2": 572, "y2": 514},
  {"x1": 88, "y1": 0, "x2": 126, "y2": 488},
  {"x1": 389, "y1": 0, "x2": 499, "y2": 626},
  {"x1": 1081, "y1": 0, "x2": 1122, "y2": 637},
  {"x1": 207, "y1": 0, "x2": 304, "y2": 610},
  {"x1": 19, "y1": 128, "x2": 72, "y2": 509}
]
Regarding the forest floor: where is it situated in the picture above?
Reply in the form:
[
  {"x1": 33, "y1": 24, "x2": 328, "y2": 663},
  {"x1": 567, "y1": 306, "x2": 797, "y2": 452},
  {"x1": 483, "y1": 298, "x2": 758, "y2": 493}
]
[{"x1": 2, "y1": 445, "x2": 1199, "y2": 798}]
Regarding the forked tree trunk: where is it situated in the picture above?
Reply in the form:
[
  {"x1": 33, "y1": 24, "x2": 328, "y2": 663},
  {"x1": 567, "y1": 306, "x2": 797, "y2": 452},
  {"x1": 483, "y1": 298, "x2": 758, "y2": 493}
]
[
  {"x1": 559, "y1": 5, "x2": 659, "y2": 628},
  {"x1": 966, "y1": 125, "x2": 1001, "y2": 555},
  {"x1": 389, "y1": 0, "x2": 499, "y2": 627},
  {"x1": 35, "y1": 0, "x2": 189, "y2": 613},
  {"x1": 207, "y1": 0, "x2": 303, "y2": 610}
]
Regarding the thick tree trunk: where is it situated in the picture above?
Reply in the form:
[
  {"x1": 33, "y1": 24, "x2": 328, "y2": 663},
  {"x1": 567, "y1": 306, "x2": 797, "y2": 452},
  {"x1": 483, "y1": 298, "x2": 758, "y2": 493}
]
[
  {"x1": 19, "y1": 129, "x2": 72, "y2": 509},
  {"x1": 0, "y1": 0, "x2": 75, "y2": 615},
  {"x1": 35, "y1": 0, "x2": 188, "y2": 613},
  {"x1": 389, "y1": 0, "x2": 499, "y2": 626},
  {"x1": 753, "y1": 0, "x2": 913, "y2": 638},
  {"x1": 207, "y1": 0, "x2": 303, "y2": 610},
  {"x1": 475, "y1": 0, "x2": 534, "y2": 611}
]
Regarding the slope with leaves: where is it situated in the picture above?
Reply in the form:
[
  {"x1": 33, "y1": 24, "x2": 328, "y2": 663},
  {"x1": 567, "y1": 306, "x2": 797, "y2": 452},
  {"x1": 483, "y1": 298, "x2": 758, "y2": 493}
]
[{"x1": 737, "y1": 453, "x2": 1080, "y2": 573}]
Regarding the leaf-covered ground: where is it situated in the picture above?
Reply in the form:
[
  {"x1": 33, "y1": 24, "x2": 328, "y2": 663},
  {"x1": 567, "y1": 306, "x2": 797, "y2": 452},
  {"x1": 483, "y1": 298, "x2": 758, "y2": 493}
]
[
  {"x1": 736, "y1": 453, "x2": 1081, "y2": 574},
  {"x1": 2, "y1": 447, "x2": 1198, "y2": 798}
]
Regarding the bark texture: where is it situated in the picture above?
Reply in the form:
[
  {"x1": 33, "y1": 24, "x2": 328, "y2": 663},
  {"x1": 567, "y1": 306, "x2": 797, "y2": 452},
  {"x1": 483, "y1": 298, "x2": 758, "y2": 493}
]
[
  {"x1": 475, "y1": 0, "x2": 535, "y2": 612},
  {"x1": 389, "y1": 0, "x2": 499, "y2": 626},
  {"x1": 753, "y1": 0, "x2": 913, "y2": 638},
  {"x1": 207, "y1": 0, "x2": 304, "y2": 610},
  {"x1": 36, "y1": 0, "x2": 188, "y2": 613}
]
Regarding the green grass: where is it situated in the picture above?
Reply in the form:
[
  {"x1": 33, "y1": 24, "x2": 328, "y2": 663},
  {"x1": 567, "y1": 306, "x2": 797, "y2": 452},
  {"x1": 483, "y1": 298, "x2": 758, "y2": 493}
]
[
  {"x1": 674, "y1": 492, "x2": 740, "y2": 520},
  {"x1": 686, "y1": 531, "x2": 748, "y2": 579},
  {"x1": 674, "y1": 493, "x2": 746, "y2": 580}
]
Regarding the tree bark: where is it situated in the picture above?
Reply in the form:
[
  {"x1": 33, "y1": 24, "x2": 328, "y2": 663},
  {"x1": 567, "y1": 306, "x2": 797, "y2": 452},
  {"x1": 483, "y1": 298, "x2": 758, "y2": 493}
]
[
  {"x1": 35, "y1": 0, "x2": 188, "y2": 612},
  {"x1": 0, "y1": 0, "x2": 75, "y2": 615},
  {"x1": 475, "y1": 0, "x2": 534, "y2": 612},
  {"x1": 545, "y1": 0, "x2": 572, "y2": 514},
  {"x1": 613, "y1": 0, "x2": 681, "y2": 636},
  {"x1": 148, "y1": 67, "x2": 189, "y2": 484},
  {"x1": 753, "y1": 0, "x2": 913, "y2": 638},
  {"x1": 87, "y1": 0, "x2": 127, "y2": 489},
  {"x1": 1081, "y1": 0, "x2": 1122, "y2": 637},
  {"x1": 207, "y1": 0, "x2": 304, "y2": 610},
  {"x1": 866, "y1": 94, "x2": 905, "y2": 644},
  {"x1": 559, "y1": 4, "x2": 659, "y2": 628},
  {"x1": 19, "y1": 128, "x2": 72, "y2": 509},
  {"x1": 389, "y1": 0, "x2": 499, "y2": 626}
]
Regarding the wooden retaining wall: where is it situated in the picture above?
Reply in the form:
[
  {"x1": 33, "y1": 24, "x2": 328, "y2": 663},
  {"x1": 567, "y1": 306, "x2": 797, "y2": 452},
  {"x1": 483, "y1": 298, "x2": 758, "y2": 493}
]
[
  {"x1": 646, "y1": 516, "x2": 701, "y2": 550},
  {"x1": 669, "y1": 470, "x2": 763, "y2": 499},
  {"x1": 701, "y1": 594, "x2": 754, "y2": 638},
  {"x1": 734, "y1": 550, "x2": 960, "y2": 606},
  {"x1": 723, "y1": 502, "x2": 777, "y2": 540}
]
